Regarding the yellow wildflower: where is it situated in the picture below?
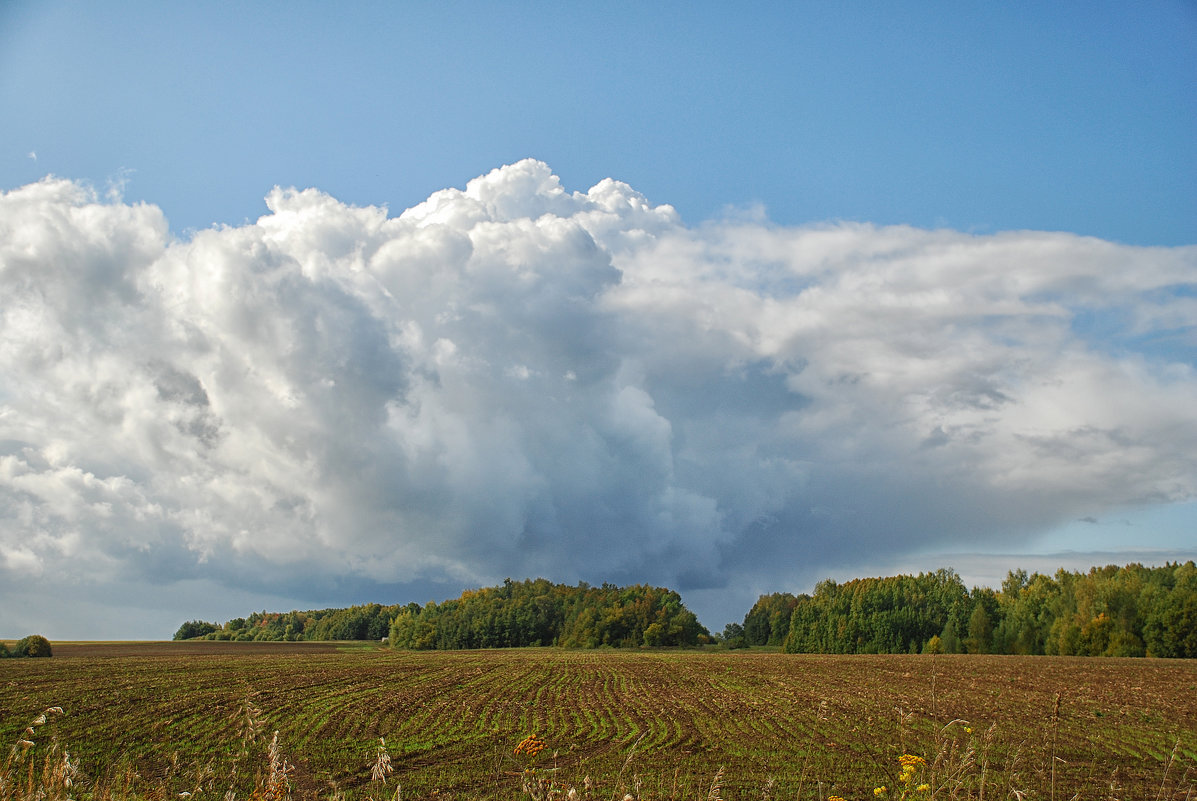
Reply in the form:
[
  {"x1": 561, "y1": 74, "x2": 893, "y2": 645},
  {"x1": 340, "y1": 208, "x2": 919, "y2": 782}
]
[
  {"x1": 917, "y1": 784, "x2": 930, "y2": 792},
  {"x1": 874, "y1": 786, "x2": 888, "y2": 796}
]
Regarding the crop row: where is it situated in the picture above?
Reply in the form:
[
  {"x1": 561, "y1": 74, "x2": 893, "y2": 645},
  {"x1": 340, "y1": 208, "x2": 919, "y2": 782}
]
[{"x1": 2, "y1": 645, "x2": 1195, "y2": 799}]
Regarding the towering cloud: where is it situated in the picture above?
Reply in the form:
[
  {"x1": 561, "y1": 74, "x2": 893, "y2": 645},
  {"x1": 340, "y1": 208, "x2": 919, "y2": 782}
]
[{"x1": 2, "y1": 161, "x2": 1195, "y2": 634}]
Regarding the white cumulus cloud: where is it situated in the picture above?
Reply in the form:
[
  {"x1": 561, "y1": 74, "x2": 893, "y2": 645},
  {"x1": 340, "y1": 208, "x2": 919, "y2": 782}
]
[{"x1": 1, "y1": 160, "x2": 1195, "y2": 636}]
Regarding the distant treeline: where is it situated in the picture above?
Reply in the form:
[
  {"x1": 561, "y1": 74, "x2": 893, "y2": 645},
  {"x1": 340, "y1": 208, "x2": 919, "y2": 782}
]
[
  {"x1": 178, "y1": 561, "x2": 1195, "y2": 657},
  {"x1": 175, "y1": 579, "x2": 711, "y2": 648},
  {"x1": 175, "y1": 603, "x2": 400, "y2": 642},
  {"x1": 728, "y1": 561, "x2": 1197, "y2": 658},
  {"x1": 388, "y1": 578, "x2": 710, "y2": 649}
]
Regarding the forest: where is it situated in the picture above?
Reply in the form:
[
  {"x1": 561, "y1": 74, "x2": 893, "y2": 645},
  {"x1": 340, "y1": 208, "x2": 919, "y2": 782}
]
[
  {"x1": 730, "y1": 561, "x2": 1197, "y2": 658},
  {"x1": 178, "y1": 561, "x2": 1196, "y2": 658},
  {"x1": 176, "y1": 579, "x2": 711, "y2": 648},
  {"x1": 386, "y1": 578, "x2": 710, "y2": 649},
  {"x1": 175, "y1": 602, "x2": 400, "y2": 642}
]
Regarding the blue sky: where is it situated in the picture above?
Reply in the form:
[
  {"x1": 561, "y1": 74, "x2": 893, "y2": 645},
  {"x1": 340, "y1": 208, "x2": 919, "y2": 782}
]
[
  {"x1": 1, "y1": 2, "x2": 1195, "y2": 638},
  {"x1": 3, "y1": 2, "x2": 1194, "y2": 243}
]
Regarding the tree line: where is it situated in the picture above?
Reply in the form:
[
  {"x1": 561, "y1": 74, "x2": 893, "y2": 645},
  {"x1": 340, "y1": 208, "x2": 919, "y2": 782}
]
[
  {"x1": 175, "y1": 579, "x2": 710, "y2": 648},
  {"x1": 175, "y1": 603, "x2": 400, "y2": 642},
  {"x1": 388, "y1": 578, "x2": 710, "y2": 649},
  {"x1": 177, "y1": 561, "x2": 1195, "y2": 657},
  {"x1": 727, "y1": 561, "x2": 1196, "y2": 658}
]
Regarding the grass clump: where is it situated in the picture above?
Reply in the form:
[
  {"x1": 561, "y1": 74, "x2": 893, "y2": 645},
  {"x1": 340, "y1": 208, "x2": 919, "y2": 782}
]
[{"x1": 1, "y1": 707, "x2": 76, "y2": 801}]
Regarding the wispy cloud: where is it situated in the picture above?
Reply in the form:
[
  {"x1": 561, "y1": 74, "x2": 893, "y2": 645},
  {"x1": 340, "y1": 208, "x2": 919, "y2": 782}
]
[{"x1": 1, "y1": 160, "x2": 1195, "y2": 636}]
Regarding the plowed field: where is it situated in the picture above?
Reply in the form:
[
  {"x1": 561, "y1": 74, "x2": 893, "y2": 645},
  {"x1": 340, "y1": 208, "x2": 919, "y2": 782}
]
[{"x1": 3, "y1": 643, "x2": 1195, "y2": 799}]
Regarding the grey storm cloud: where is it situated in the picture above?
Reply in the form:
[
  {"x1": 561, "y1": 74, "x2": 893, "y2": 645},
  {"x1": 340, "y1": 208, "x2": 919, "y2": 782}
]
[{"x1": 2, "y1": 160, "x2": 1196, "y2": 634}]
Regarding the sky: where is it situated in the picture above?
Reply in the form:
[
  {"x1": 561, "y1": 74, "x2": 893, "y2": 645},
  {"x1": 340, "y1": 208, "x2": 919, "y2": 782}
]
[{"x1": 1, "y1": 2, "x2": 1195, "y2": 640}]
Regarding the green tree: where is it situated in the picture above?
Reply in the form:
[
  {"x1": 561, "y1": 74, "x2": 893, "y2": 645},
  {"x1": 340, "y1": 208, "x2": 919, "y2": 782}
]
[
  {"x1": 721, "y1": 622, "x2": 746, "y2": 649},
  {"x1": 174, "y1": 620, "x2": 219, "y2": 640},
  {"x1": 643, "y1": 622, "x2": 665, "y2": 646},
  {"x1": 966, "y1": 603, "x2": 993, "y2": 654},
  {"x1": 776, "y1": 561, "x2": 1195, "y2": 659},
  {"x1": 1142, "y1": 562, "x2": 1197, "y2": 658},
  {"x1": 14, "y1": 634, "x2": 52, "y2": 658},
  {"x1": 742, "y1": 593, "x2": 798, "y2": 646},
  {"x1": 387, "y1": 579, "x2": 709, "y2": 651}
]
